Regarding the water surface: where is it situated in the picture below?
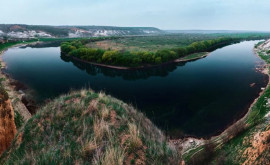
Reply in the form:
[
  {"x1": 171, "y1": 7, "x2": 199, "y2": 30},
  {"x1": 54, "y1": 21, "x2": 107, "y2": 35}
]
[{"x1": 2, "y1": 41, "x2": 268, "y2": 137}]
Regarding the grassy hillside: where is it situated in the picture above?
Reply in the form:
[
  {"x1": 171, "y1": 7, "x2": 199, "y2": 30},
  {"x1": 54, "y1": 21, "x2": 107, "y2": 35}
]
[{"x1": 0, "y1": 90, "x2": 180, "y2": 165}]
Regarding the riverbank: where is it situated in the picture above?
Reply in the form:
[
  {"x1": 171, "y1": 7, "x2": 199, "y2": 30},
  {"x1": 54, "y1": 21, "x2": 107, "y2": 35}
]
[
  {"x1": 207, "y1": 39, "x2": 270, "y2": 164},
  {"x1": 0, "y1": 44, "x2": 33, "y2": 124},
  {"x1": 180, "y1": 39, "x2": 270, "y2": 164},
  {"x1": 65, "y1": 52, "x2": 210, "y2": 70}
]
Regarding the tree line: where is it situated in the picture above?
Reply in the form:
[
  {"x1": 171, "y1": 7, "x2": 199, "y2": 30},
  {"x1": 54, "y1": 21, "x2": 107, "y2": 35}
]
[{"x1": 60, "y1": 37, "x2": 255, "y2": 67}]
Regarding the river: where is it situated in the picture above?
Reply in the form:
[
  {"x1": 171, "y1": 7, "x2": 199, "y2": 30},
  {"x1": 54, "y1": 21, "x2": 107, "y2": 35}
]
[{"x1": 2, "y1": 40, "x2": 268, "y2": 138}]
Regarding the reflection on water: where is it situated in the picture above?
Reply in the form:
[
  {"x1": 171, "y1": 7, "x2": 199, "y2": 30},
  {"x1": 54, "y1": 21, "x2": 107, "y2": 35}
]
[
  {"x1": 60, "y1": 53, "x2": 188, "y2": 80},
  {"x1": 2, "y1": 40, "x2": 268, "y2": 138}
]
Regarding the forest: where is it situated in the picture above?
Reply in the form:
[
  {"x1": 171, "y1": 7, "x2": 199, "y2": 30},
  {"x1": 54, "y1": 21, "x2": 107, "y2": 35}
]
[{"x1": 61, "y1": 34, "x2": 270, "y2": 67}]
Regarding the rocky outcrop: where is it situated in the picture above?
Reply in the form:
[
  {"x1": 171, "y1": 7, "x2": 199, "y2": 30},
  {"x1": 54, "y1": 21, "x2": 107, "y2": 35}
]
[{"x1": 0, "y1": 87, "x2": 16, "y2": 155}]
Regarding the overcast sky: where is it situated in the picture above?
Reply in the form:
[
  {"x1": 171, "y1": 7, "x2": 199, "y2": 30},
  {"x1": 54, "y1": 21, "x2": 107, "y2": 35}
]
[{"x1": 0, "y1": 0, "x2": 269, "y2": 30}]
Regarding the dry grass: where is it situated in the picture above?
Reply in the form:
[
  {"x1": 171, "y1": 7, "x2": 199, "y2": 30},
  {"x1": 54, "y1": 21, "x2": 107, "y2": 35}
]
[
  {"x1": 80, "y1": 90, "x2": 87, "y2": 98},
  {"x1": 98, "y1": 92, "x2": 105, "y2": 99},
  {"x1": 93, "y1": 118, "x2": 109, "y2": 142},
  {"x1": 82, "y1": 139, "x2": 98, "y2": 157},
  {"x1": 126, "y1": 123, "x2": 143, "y2": 151},
  {"x1": 100, "y1": 105, "x2": 110, "y2": 120},
  {"x1": 100, "y1": 146, "x2": 125, "y2": 165}
]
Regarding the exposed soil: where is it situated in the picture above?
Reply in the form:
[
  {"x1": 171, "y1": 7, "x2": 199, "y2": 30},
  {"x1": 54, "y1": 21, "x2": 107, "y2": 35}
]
[
  {"x1": 242, "y1": 128, "x2": 270, "y2": 165},
  {"x1": 0, "y1": 98, "x2": 17, "y2": 155}
]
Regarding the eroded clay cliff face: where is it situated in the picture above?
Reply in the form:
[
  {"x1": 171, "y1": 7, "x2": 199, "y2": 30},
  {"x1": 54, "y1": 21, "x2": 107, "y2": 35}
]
[{"x1": 0, "y1": 88, "x2": 17, "y2": 155}]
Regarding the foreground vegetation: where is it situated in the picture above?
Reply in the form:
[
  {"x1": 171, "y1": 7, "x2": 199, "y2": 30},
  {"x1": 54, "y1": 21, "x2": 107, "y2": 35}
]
[
  {"x1": 61, "y1": 33, "x2": 270, "y2": 67},
  {"x1": 0, "y1": 90, "x2": 181, "y2": 164}
]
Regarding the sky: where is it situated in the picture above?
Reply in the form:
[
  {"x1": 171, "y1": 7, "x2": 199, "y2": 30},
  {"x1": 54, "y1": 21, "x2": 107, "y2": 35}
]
[{"x1": 0, "y1": 0, "x2": 270, "y2": 31}]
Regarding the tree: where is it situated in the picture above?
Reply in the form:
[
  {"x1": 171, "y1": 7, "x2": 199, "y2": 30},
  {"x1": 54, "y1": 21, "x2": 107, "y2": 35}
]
[{"x1": 102, "y1": 50, "x2": 121, "y2": 65}]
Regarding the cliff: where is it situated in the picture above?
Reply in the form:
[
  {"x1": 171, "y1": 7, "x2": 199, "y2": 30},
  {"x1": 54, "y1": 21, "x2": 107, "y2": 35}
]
[{"x1": 0, "y1": 87, "x2": 16, "y2": 155}]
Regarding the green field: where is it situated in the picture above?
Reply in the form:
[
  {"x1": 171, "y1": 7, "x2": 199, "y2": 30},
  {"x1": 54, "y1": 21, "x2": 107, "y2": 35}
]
[{"x1": 86, "y1": 33, "x2": 270, "y2": 52}]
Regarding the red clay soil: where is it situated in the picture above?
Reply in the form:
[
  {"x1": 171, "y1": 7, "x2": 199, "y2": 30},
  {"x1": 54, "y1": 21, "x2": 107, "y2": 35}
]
[
  {"x1": 0, "y1": 98, "x2": 17, "y2": 155},
  {"x1": 242, "y1": 128, "x2": 270, "y2": 165}
]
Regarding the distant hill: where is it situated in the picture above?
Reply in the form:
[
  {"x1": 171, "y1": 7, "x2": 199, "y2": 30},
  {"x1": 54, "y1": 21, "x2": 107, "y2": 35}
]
[
  {"x1": 0, "y1": 24, "x2": 164, "y2": 38},
  {"x1": 166, "y1": 30, "x2": 270, "y2": 34}
]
